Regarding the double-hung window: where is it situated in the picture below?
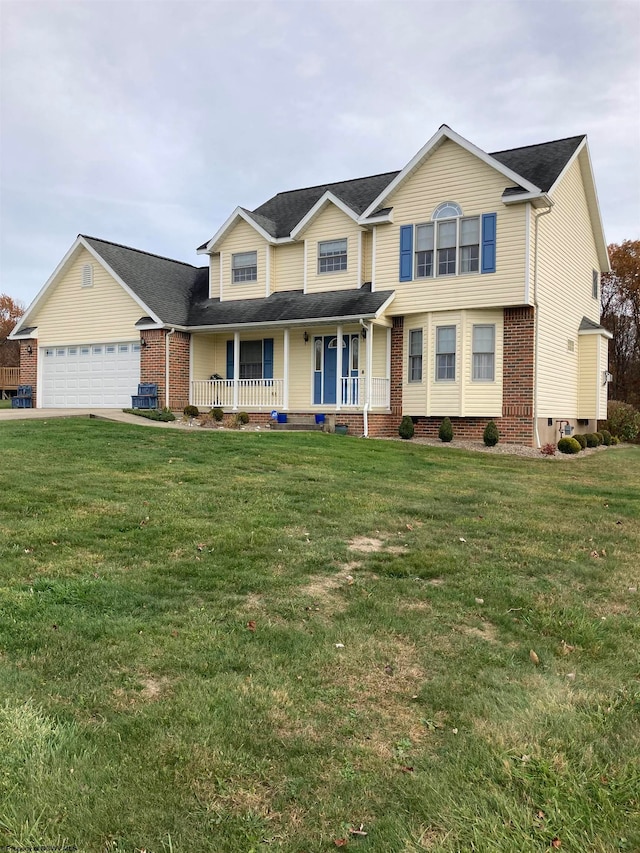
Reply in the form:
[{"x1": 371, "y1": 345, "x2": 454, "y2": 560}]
[
  {"x1": 460, "y1": 218, "x2": 480, "y2": 273},
  {"x1": 472, "y1": 325, "x2": 495, "y2": 381},
  {"x1": 408, "y1": 329, "x2": 423, "y2": 382},
  {"x1": 415, "y1": 224, "x2": 434, "y2": 278},
  {"x1": 318, "y1": 239, "x2": 347, "y2": 273},
  {"x1": 436, "y1": 326, "x2": 456, "y2": 381},
  {"x1": 239, "y1": 340, "x2": 263, "y2": 379},
  {"x1": 437, "y1": 220, "x2": 457, "y2": 276},
  {"x1": 232, "y1": 251, "x2": 257, "y2": 283}
]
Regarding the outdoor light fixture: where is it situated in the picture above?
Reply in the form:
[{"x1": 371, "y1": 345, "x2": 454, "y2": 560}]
[
  {"x1": 303, "y1": 331, "x2": 309, "y2": 344},
  {"x1": 140, "y1": 337, "x2": 147, "y2": 348},
  {"x1": 26, "y1": 345, "x2": 33, "y2": 355},
  {"x1": 361, "y1": 327, "x2": 367, "y2": 340}
]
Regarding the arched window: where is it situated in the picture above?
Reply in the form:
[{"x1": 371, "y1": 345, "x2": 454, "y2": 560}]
[{"x1": 432, "y1": 201, "x2": 462, "y2": 220}]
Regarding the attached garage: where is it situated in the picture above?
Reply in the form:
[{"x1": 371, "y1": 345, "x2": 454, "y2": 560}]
[{"x1": 41, "y1": 341, "x2": 140, "y2": 408}]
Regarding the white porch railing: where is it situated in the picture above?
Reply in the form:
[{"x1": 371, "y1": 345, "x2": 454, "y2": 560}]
[
  {"x1": 191, "y1": 376, "x2": 390, "y2": 410},
  {"x1": 370, "y1": 377, "x2": 390, "y2": 408},
  {"x1": 191, "y1": 379, "x2": 284, "y2": 410}
]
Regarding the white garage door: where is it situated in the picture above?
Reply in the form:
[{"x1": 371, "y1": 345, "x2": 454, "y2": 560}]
[{"x1": 41, "y1": 342, "x2": 141, "y2": 408}]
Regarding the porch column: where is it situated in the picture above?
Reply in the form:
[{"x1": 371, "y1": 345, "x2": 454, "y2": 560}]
[
  {"x1": 335, "y1": 325, "x2": 343, "y2": 412},
  {"x1": 386, "y1": 327, "x2": 392, "y2": 408},
  {"x1": 283, "y1": 328, "x2": 290, "y2": 411},
  {"x1": 233, "y1": 331, "x2": 240, "y2": 411},
  {"x1": 366, "y1": 323, "x2": 373, "y2": 407}
]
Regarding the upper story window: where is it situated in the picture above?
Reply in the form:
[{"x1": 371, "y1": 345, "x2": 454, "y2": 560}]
[
  {"x1": 82, "y1": 263, "x2": 93, "y2": 287},
  {"x1": 318, "y1": 239, "x2": 347, "y2": 273},
  {"x1": 232, "y1": 251, "x2": 257, "y2": 283},
  {"x1": 401, "y1": 209, "x2": 495, "y2": 283}
]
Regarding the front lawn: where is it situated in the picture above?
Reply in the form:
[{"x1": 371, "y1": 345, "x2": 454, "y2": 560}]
[{"x1": 0, "y1": 420, "x2": 638, "y2": 853}]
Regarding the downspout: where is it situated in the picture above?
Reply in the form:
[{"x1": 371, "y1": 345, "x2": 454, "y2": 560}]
[
  {"x1": 359, "y1": 318, "x2": 371, "y2": 437},
  {"x1": 532, "y1": 205, "x2": 553, "y2": 447},
  {"x1": 165, "y1": 328, "x2": 175, "y2": 410}
]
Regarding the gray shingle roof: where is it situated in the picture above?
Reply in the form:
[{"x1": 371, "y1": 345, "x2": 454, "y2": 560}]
[
  {"x1": 198, "y1": 134, "x2": 585, "y2": 250},
  {"x1": 248, "y1": 171, "x2": 400, "y2": 239},
  {"x1": 490, "y1": 135, "x2": 585, "y2": 192},
  {"x1": 579, "y1": 316, "x2": 608, "y2": 332},
  {"x1": 82, "y1": 236, "x2": 207, "y2": 326},
  {"x1": 187, "y1": 285, "x2": 394, "y2": 328}
]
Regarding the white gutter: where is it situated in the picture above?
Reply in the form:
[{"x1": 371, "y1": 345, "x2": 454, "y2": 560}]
[
  {"x1": 532, "y1": 204, "x2": 553, "y2": 447},
  {"x1": 165, "y1": 328, "x2": 175, "y2": 409},
  {"x1": 360, "y1": 319, "x2": 373, "y2": 437}
]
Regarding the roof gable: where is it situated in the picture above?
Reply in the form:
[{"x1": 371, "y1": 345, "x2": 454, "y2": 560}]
[{"x1": 490, "y1": 135, "x2": 585, "y2": 193}]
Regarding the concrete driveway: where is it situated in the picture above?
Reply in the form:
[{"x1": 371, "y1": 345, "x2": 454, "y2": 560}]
[{"x1": 0, "y1": 408, "x2": 185, "y2": 428}]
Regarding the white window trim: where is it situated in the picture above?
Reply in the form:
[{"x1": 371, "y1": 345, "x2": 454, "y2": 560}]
[
  {"x1": 435, "y1": 325, "x2": 456, "y2": 382},
  {"x1": 408, "y1": 328, "x2": 423, "y2": 383},
  {"x1": 471, "y1": 324, "x2": 496, "y2": 382},
  {"x1": 415, "y1": 213, "x2": 480, "y2": 279},
  {"x1": 232, "y1": 251, "x2": 258, "y2": 283},
  {"x1": 317, "y1": 238, "x2": 348, "y2": 274}
]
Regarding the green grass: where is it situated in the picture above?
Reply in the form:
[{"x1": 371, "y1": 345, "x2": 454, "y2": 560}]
[
  {"x1": 0, "y1": 420, "x2": 638, "y2": 853},
  {"x1": 0, "y1": 399, "x2": 12, "y2": 409}
]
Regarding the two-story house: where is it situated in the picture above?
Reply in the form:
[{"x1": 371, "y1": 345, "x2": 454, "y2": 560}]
[{"x1": 11, "y1": 125, "x2": 611, "y2": 445}]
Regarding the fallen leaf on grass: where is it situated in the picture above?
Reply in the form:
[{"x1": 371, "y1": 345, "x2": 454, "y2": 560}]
[
  {"x1": 139, "y1": 517, "x2": 149, "y2": 528},
  {"x1": 560, "y1": 640, "x2": 576, "y2": 655},
  {"x1": 334, "y1": 839, "x2": 348, "y2": 848},
  {"x1": 551, "y1": 838, "x2": 561, "y2": 849},
  {"x1": 399, "y1": 766, "x2": 414, "y2": 773},
  {"x1": 349, "y1": 824, "x2": 368, "y2": 836},
  {"x1": 529, "y1": 650, "x2": 540, "y2": 666},
  {"x1": 247, "y1": 621, "x2": 256, "y2": 632},
  {"x1": 590, "y1": 550, "x2": 599, "y2": 559}
]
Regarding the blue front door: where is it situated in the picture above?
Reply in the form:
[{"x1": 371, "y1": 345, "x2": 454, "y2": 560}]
[{"x1": 314, "y1": 335, "x2": 354, "y2": 405}]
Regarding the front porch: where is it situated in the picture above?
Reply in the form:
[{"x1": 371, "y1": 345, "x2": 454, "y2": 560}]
[
  {"x1": 189, "y1": 324, "x2": 392, "y2": 413},
  {"x1": 191, "y1": 375, "x2": 390, "y2": 411}
]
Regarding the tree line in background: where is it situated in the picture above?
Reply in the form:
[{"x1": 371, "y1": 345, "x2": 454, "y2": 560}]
[
  {"x1": 0, "y1": 294, "x2": 24, "y2": 368},
  {"x1": 601, "y1": 239, "x2": 640, "y2": 408}
]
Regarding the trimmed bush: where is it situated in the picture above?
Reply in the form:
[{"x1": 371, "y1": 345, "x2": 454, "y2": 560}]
[
  {"x1": 595, "y1": 431, "x2": 604, "y2": 445},
  {"x1": 212, "y1": 407, "x2": 224, "y2": 422},
  {"x1": 483, "y1": 420, "x2": 499, "y2": 447},
  {"x1": 123, "y1": 408, "x2": 176, "y2": 422},
  {"x1": 558, "y1": 437, "x2": 581, "y2": 454},
  {"x1": 585, "y1": 433, "x2": 599, "y2": 448},
  {"x1": 439, "y1": 417, "x2": 453, "y2": 443},
  {"x1": 237, "y1": 411, "x2": 250, "y2": 425},
  {"x1": 600, "y1": 429, "x2": 612, "y2": 446},
  {"x1": 573, "y1": 433, "x2": 587, "y2": 450},
  {"x1": 605, "y1": 400, "x2": 640, "y2": 442},
  {"x1": 183, "y1": 405, "x2": 199, "y2": 418},
  {"x1": 398, "y1": 416, "x2": 415, "y2": 440},
  {"x1": 540, "y1": 443, "x2": 556, "y2": 456},
  {"x1": 611, "y1": 435, "x2": 620, "y2": 445}
]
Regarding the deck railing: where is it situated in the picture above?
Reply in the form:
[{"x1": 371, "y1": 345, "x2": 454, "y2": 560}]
[
  {"x1": 370, "y1": 377, "x2": 390, "y2": 408},
  {"x1": 0, "y1": 367, "x2": 20, "y2": 390},
  {"x1": 191, "y1": 379, "x2": 284, "y2": 410}
]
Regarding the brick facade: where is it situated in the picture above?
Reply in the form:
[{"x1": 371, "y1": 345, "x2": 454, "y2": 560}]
[
  {"x1": 139, "y1": 329, "x2": 191, "y2": 410},
  {"x1": 390, "y1": 316, "x2": 404, "y2": 417},
  {"x1": 19, "y1": 340, "x2": 38, "y2": 402}
]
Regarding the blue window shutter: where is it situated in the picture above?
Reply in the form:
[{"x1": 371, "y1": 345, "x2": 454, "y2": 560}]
[
  {"x1": 399, "y1": 225, "x2": 413, "y2": 281},
  {"x1": 226, "y1": 340, "x2": 234, "y2": 379},
  {"x1": 481, "y1": 213, "x2": 497, "y2": 274},
  {"x1": 263, "y1": 338, "x2": 274, "y2": 379}
]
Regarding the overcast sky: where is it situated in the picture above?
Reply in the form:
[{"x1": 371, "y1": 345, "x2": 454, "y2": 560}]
[{"x1": 1, "y1": 0, "x2": 639, "y2": 306}]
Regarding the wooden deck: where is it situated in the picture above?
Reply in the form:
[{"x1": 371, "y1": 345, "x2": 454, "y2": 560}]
[{"x1": 0, "y1": 367, "x2": 20, "y2": 398}]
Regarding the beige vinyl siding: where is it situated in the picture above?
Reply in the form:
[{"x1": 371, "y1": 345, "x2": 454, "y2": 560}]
[
  {"x1": 303, "y1": 205, "x2": 362, "y2": 293},
  {"x1": 597, "y1": 335, "x2": 608, "y2": 419},
  {"x1": 30, "y1": 247, "x2": 142, "y2": 345},
  {"x1": 578, "y1": 333, "x2": 609, "y2": 420},
  {"x1": 536, "y1": 154, "x2": 601, "y2": 417},
  {"x1": 287, "y1": 331, "x2": 315, "y2": 409},
  {"x1": 218, "y1": 220, "x2": 267, "y2": 301},
  {"x1": 273, "y1": 242, "x2": 304, "y2": 293},
  {"x1": 362, "y1": 230, "x2": 372, "y2": 284},
  {"x1": 402, "y1": 309, "x2": 503, "y2": 417},
  {"x1": 375, "y1": 139, "x2": 527, "y2": 313},
  {"x1": 192, "y1": 335, "x2": 218, "y2": 380},
  {"x1": 209, "y1": 255, "x2": 220, "y2": 299},
  {"x1": 371, "y1": 324, "x2": 388, "y2": 380}
]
